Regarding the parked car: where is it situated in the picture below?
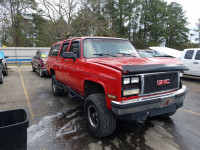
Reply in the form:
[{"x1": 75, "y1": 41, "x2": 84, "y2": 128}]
[
  {"x1": 0, "y1": 51, "x2": 8, "y2": 76},
  {"x1": 180, "y1": 48, "x2": 200, "y2": 76},
  {"x1": 31, "y1": 50, "x2": 49, "y2": 77},
  {"x1": 47, "y1": 37, "x2": 188, "y2": 138},
  {"x1": 149, "y1": 47, "x2": 182, "y2": 59},
  {"x1": 142, "y1": 50, "x2": 174, "y2": 57},
  {"x1": 0, "y1": 59, "x2": 3, "y2": 84},
  {"x1": 138, "y1": 51, "x2": 152, "y2": 57}
]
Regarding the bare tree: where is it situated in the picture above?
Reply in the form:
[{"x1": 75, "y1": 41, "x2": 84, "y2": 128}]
[{"x1": 38, "y1": 0, "x2": 81, "y2": 40}]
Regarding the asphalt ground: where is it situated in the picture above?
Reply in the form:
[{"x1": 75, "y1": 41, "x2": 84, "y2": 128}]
[{"x1": 0, "y1": 66, "x2": 200, "y2": 150}]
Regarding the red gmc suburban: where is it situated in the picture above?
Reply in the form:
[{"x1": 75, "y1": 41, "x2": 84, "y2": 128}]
[{"x1": 47, "y1": 37, "x2": 188, "y2": 138}]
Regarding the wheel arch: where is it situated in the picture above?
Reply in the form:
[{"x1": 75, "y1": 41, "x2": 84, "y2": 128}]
[{"x1": 84, "y1": 80, "x2": 106, "y2": 98}]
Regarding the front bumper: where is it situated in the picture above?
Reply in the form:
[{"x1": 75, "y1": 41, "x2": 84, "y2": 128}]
[{"x1": 111, "y1": 86, "x2": 187, "y2": 118}]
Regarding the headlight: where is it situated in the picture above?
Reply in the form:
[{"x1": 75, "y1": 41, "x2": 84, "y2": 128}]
[
  {"x1": 122, "y1": 76, "x2": 140, "y2": 97},
  {"x1": 123, "y1": 78, "x2": 130, "y2": 84},
  {"x1": 131, "y1": 77, "x2": 139, "y2": 83},
  {"x1": 123, "y1": 89, "x2": 140, "y2": 96}
]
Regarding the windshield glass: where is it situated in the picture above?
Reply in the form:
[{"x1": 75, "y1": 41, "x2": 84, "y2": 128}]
[
  {"x1": 83, "y1": 38, "x2": 139, "y2": 58},
  {"x1": 40, "y1": 51, "x2": 49, "y2": 58}
]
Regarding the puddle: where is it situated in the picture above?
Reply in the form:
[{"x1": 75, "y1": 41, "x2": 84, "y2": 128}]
[{"x1": 28, "y1": 107, "x2": 178, "y2": 150}]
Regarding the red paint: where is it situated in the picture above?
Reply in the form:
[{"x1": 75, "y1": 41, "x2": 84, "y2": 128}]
[{"x1": 47, "y1": 37, "x2": 183, "y2": 109}]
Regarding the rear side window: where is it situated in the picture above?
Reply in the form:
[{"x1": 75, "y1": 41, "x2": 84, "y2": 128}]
[
  {"x1": 69, "y1": 41, "x2": 80, "y2": 57},
  {"x1": 60, "y1": 42, "x2": 70, "y2": 57},
  {"x1": 195, "y1": 50, "x2": 200, "y2": 60},
  {"x1": 49, "y1": 44, "x2": 61, "y2": 57},
  {"x1": 184, "y1": 50, "x2": 194, "y2": 59}
]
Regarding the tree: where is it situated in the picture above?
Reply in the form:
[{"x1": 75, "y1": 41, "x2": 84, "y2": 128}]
[
  {"x1": 165, "y1": 2, "x2": 189, "y2": 49},
  {"x1": 195, "y1": 18, "x2": 200, "y2": 47}
]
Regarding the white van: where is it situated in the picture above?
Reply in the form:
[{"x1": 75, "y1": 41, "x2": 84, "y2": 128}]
[{"x1": 180, "y1": 48, "x2": 200, "y2": 76}]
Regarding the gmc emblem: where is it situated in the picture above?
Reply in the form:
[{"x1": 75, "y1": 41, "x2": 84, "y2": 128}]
[{"x1": 157, "y1": 79, "x2": 170, "y2": 86}]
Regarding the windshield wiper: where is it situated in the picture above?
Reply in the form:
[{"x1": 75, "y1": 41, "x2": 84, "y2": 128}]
[
  {"x1": 93, "y1": 53, "x2": 116, "y2": 57},
  {"x1": 154, "y1": 55, "x2": 174, "y2": 58},
  {"x1": 117, "y1": 52, "x2": 136, "y2": 57}
]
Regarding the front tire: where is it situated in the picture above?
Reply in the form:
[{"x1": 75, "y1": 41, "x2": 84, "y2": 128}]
[
  {"x1": 157, "y1": 111, "x2": 176, "y2": 118},
  {"x1": 0, "y1": 74, "x2": 3, "y2": 84},
  {"x1": 52, "y1": 75, "x2": 64, "y2": 96},
  {"x1": 84, "y1": 93, "x2": 116, "y2": 138}
]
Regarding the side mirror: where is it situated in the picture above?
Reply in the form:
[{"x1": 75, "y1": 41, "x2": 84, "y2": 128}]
[
  {"x1": 63, "y1": 52, "x2": 77, "y2": 62},
  {"x1": 5, "y1": 56, "x2": 9, "y2": 58}
]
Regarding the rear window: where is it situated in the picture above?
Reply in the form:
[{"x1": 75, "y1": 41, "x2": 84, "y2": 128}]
[
  {"x1": 184, "y1": 50, "x2": 194, "y2": 59},
  {"x1": 195, "y1": 50, "x2": 200, "y2": 60}
]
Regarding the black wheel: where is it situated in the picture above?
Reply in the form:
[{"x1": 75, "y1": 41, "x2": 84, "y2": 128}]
[
  {"x1": 38, "y1": 66, "x2": 44, "y2": 77},
  {"x1": 84, "y1": 93, "x2": 116, "y2": 138},
  {"x1": 32, "y1": 63, "x2": 36, "y2": 72},
  {"x1": 157, "y1": 111, "x2": 176, "y2": 118},
  {"x1": 52, "y1": 75, "x2": 64, "y2": 96},
  {"x1": 3, "y1": 67, "x2": 8, "y2": 76},
  {"x1": 0, "y1": 74, "x2": 3, "y2": 84}
]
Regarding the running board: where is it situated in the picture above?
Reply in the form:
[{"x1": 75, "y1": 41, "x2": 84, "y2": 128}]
[{"x1": 58, "y1": 82, "x2": 85, "y2": 100}]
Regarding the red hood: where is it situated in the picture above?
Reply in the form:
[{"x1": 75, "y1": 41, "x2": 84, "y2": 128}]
[{"x1": 86, "y1": 57, "x2": 182, "y2": 72}]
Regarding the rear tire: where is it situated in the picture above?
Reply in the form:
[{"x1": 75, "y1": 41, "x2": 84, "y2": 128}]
[
  {"x1": 32, "y1": 63, "x2": 36, "y2": 72},
  {"x1": 84, "y1": 93, "x2": 116, "y2": 138},
  {"x1": 39, "y1": 66, "x2": 44, "y2": 77},
  {"x1": 0, "y1": 74, "x2": 3, "y2": 84},
  {"x1": 52, "y1": 75, "x2": 64, "y2": 96},
  {"x1": 2, "y1": 67, "x2": 8, "y2": 76}
]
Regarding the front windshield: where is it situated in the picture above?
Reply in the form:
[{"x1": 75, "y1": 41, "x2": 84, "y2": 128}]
[
  {"x1": 83, "y1": 38, "x2": 139, "y2": 58},
  {"x1": 40, "y1": 51, "x2": 49, "y2": 58}
]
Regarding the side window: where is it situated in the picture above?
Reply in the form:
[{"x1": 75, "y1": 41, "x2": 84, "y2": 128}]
[
  {"x1": 195, "y1": 50, "x2": 200, "y2": 60},
  {"x1": 68, "y1": 41, "x2": 80, "y2": 57},
  {"x1": 184, "y1": 50, "x2": 194, "y2": 59},
  {"x1": 49, "y1": 44, "x2": 61, "y2": 57},
  {"x1": 60, "y1": 42, "x2": 70, "y2": 57}
]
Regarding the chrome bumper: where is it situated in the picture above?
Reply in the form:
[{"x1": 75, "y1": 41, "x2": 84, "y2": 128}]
[{"x1": 111, "y1": 86, "x2": 187, "y2": 115}]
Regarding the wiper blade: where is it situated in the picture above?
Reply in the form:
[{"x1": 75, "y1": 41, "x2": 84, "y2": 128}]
[
  {"x1": 154, "y1": 55, "x2": 174, "y2": 57},
  {"x1": 93, "y1": 53, "x2": 116, "y2": 57},
  {"x1": 117, "y1": 52, "x2": 136, "y2": 57}
]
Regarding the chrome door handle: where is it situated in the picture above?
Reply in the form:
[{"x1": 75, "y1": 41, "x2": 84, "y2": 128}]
[
  {"x1": 193, "y1": 62, "x2": 199, "y2": 64},
  {"x1": 64, "y1": 60, "x2": 68, "y2": 62}
]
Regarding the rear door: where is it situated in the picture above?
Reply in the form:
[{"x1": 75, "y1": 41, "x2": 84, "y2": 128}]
[
  {"x1": 57, "y1": 41, "x2": 70, "y2": 83},
  {"x1": 191, "y1": 50, "x2": 200, "y2": 76},
  {"x1": 48, "y1": 44, "x2": 61, "y2": 79}
]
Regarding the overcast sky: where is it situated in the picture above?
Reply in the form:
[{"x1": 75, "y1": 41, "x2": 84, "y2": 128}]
[{"x1": 166, "y1": 0, "x2": 200, "y2": 42}]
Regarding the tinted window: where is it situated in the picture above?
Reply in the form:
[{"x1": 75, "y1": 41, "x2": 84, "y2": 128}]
[
  {"x1": 195, "y1": 50, "x2": 200, "y2": 60},
  {"x1": 49, "y1": 44, "x2": 61, "y2": 57},
  {"x1": 60, "y1": 42, "x2": 70, "y2": 57},
  {"x1": 69, "y1": 41, "x2": 80, "y2": 57},
  {"x1": 184, "y1": 50, "x2": 194, "y2": 59}
]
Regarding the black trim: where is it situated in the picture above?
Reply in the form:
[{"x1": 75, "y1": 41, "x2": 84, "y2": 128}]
[
  {"x1": 57, "y1": 82, "x2": 85, "y2": 100},
  {"x1": 111, "y1": 98, "x2": 161, "y2": 109},
  {"x1": 122, "y1": 64, "x2": 188, "y2": 74}
]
